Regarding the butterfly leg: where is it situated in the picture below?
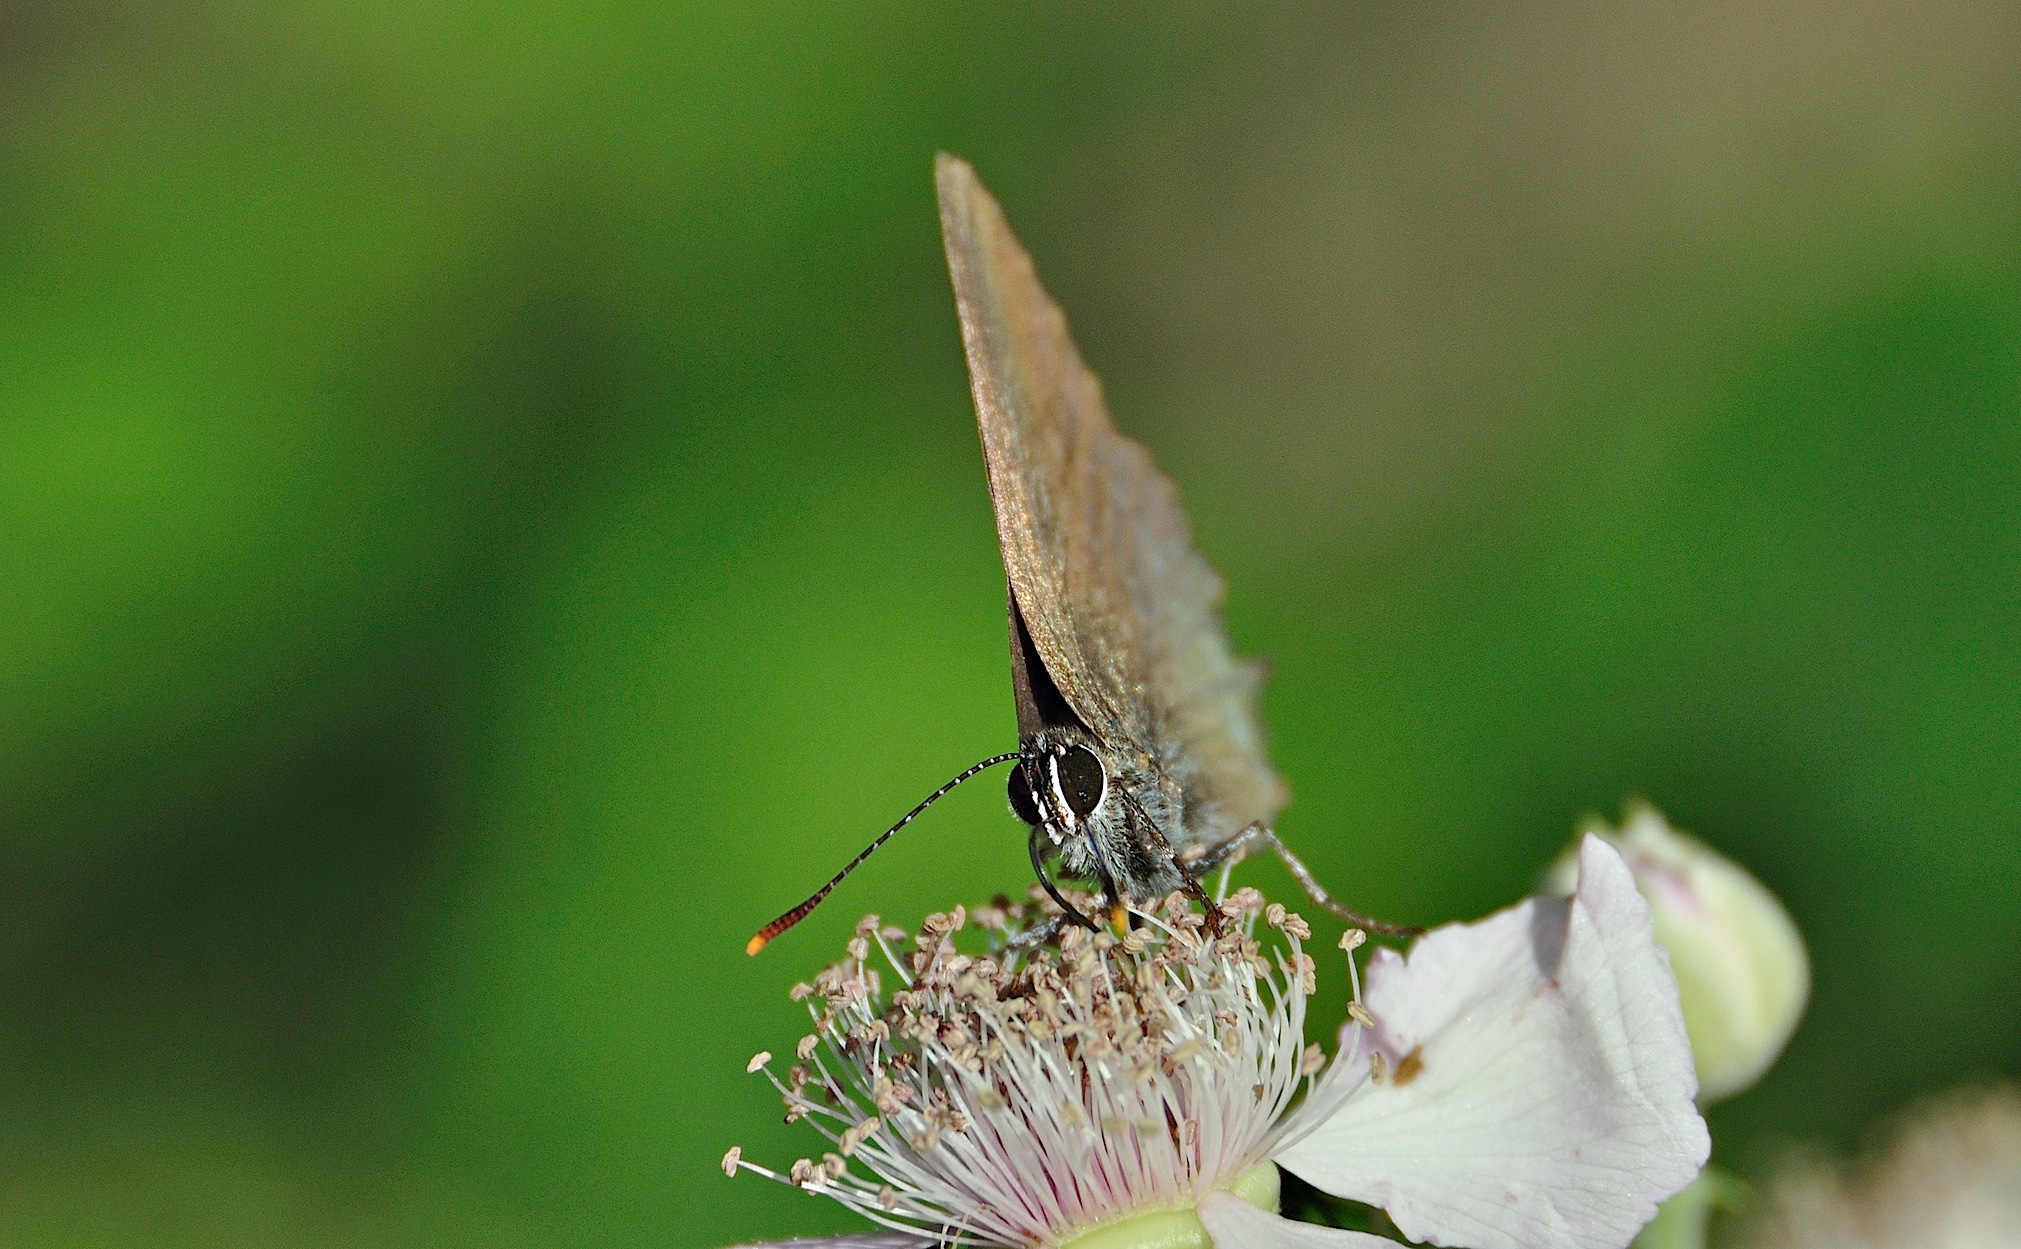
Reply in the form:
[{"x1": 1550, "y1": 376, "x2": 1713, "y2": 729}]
[
  {"x1": 1190, "y1": 823, "x2": 1423, "y2": 937},
  {"x1": 1178, "y1": 873, "x2": 1228, "y2": 937},
  {"x1": 1107, "y1": 786, "x2": 1221, "y2": 933}
]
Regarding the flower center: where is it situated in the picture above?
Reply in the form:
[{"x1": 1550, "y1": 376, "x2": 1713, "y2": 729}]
[{"x1": 1053, "y1": 1163, "x2": 1280, "y2": 1249}]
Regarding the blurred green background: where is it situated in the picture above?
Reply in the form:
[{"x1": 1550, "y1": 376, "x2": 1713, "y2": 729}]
[{"x1": 1, "y1": 3, "x2": 2016, "y2": 1246}]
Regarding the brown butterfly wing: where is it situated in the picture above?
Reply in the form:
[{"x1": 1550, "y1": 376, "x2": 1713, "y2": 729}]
[{"x1": 935, "y1": 153, "x2": 1287, "y2": 850}]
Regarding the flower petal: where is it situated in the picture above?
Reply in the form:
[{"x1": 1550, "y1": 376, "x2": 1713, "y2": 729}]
[
  {"x1": 1197, "y1": 1192, "x2": 1409, "y2": 1249},
  {"x1": 1276, "y1": 835, "x2": 1709, "y2": 1249},
  {"x1": 719, "y1": 1228, "x2": 945, "y2": 1236}
]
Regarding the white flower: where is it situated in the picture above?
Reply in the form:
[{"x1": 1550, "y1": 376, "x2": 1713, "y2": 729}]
[
  {"x1": 723, "y1": 836, "x2": 1707, "y2": 1249},
  {"x1": 1550, "y1": 805, "x2": 1809, "y2": 1102}
]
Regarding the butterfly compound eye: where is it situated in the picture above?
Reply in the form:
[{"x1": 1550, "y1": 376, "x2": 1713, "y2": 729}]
[
  {"x1": 1058, "y1": 745, "x2": 1106, "y2": 819},
  {"x1": 1007, "y1": 764, "x2": 1041, "y2": 825}
]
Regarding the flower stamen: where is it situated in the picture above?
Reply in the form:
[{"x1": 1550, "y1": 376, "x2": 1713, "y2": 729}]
[{"x1": 728, "y1": 886, "x2": 1358, "y2": 1246}]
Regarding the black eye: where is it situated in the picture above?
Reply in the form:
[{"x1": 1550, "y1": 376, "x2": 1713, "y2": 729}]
[
  {"x1": 1057, "y1": 745, "x2": 1106, "y2": 819},
  {"x1": 1007, "y1": 764, "x2": 1040, "y2": 825}
]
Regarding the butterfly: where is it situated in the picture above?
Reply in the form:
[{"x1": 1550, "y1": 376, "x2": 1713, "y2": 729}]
[{"x1": 748, "y1": 155, "x2": 1410, "y2": 954}]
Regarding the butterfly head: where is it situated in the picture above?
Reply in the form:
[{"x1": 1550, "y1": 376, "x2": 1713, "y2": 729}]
[
  {"x1": 1007, "y1": 728, "x2": 1194, "y2": 929},
  {"x1": 1008, "y1": 732, "x2": 1109, "y2": 844}
]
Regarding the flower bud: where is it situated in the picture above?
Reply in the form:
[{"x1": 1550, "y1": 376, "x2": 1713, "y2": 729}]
[
  {"x1": 1726, "y1": 1083, "x2": 2021, "y2": 1249},
  {"x1": 1548, "y1": 805, "x2": 1808, "y2": 1102}
]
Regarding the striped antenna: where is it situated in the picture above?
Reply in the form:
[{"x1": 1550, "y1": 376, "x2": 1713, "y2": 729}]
[{"x1": 746, "y1": 753, "x2": 1021, "y2": 955}]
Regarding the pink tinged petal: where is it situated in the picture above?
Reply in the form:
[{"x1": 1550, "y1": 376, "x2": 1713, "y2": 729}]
[
  {"x1": 1197, "y1": 1192, "x2": 1410, "y2": 1249},
  {"x1": 1276, "y1": 835, "x2": 1709, "y2": 1249}
]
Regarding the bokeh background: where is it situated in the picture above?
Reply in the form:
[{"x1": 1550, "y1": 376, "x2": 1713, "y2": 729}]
[{"x1": 2, "y1": 3, "x2": 2017, "y2": 1246}]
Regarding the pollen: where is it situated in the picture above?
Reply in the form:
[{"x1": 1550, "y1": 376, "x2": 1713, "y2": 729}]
[{"x1": 1393, "y1": 1045, "x2": 1425, "y2": 1087}]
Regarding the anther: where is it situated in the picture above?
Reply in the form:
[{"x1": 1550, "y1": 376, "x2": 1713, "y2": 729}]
[
  {"x1": 747, "y1": 1051, "x2": 772, "y2": 1073},
  {"x1": 720, "y1": 1146, "x2": 742, "y2": 1177},
  {"x1": 839, "y1": 1117, "x2": 881, "y2": 1155}
]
